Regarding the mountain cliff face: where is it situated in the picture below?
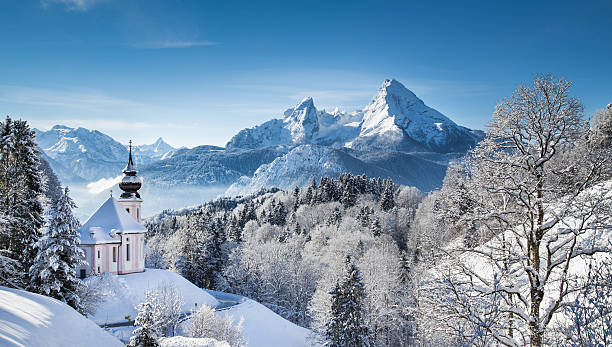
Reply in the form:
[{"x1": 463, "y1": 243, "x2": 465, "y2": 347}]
[{"x1": 226, "y1": 79, "x2": 482, "y2": 154}]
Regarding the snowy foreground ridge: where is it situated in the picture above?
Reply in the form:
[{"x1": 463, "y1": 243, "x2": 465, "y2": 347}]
[
  {"x1": 89, "y1": 268, "x2": 219, "y2": 324},
  {"x1": 0, "y1": 286, "x2": 123, "y2": 347}
]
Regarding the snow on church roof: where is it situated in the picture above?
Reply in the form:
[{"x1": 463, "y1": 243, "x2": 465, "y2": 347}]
[{"x1": 78, "y1": 197, "x2": 146, "y2": 245}]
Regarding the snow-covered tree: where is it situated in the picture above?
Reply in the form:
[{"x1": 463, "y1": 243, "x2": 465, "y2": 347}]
[
  {"x1": 0, "y1": 117, "x2": 45, "y2": 284},
  {"x1": 187, "y1": 305, "x2": 245, "y2": 347},
  {"x1": 424, "y1": 75, "x2": 612, "y2": 346},
  {"x1": 379, "y1": 179, "x2": 395, "y2": 212},
  {"x1": 554, "y1": 257, "x2": 612, "y2": 346},
  {"x1": 29, "y1": 187, "x2": 85, "y2": 312},
  {"x1": 323, "y1": 256, "x2": 370, "y2": 347},
  {"x1": 130, "y1": 291, "x2": 160, "y2": 347}
]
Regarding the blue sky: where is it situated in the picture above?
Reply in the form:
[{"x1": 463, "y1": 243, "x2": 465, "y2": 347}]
[{"x1": 1, "y1": 0, "x2": 611, "y2": 147}]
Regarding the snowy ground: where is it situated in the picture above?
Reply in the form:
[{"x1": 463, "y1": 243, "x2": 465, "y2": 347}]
[
  {"x1": 94, "y1": 269, "x2": 317, "y2": 346},
  {"x1": 217, "y1": 298, "x2": 318, "y2": 347},
  {"x1": 90, "y1": 268, "x2": 219, "y2": 324},
  {"x1": 0, "y1": 286, "x2": 123, "y2": 347}
]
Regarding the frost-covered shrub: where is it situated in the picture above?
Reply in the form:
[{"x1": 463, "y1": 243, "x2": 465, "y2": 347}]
[{"x1": 187, "y1": 305, "x2": 245, "y2": 347}]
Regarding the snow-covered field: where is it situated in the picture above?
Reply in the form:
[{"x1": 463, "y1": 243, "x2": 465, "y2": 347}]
[
  {"x1": 218, "y1": 299, "x2": 317, "y2": 347},
  {"x1": 0, "y1": 286, "x2": 123, "y2": 347},
  {"x1": 90, "y1": 268, "x2": 219, "y2": 324}
]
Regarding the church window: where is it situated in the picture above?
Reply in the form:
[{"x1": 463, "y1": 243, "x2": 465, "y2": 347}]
[
  {"x1": 126, "y1": 244, "x2": 130, "y2": 261},
  {"x1": 113, "y1": 247, "x2": 116, "y2": 262},
  {"x1": 126, "y1": 208, "x2": 130, "y2": 213},
  {"x1": 97, "y1": 266, "x2": 100, "y2": 273},
  {"x1": 97, "y1": 249, "x2": 100, "y2": 258}
]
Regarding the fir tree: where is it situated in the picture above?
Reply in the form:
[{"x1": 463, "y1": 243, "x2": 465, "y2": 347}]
[
  {"x1": 380, "y1": 179, "x2": 395, "y2": 212},
  {"x1": 370, "y1": 218, "x2": 381, "y2": 237},
  {"x1": 0, "y1": 117, "x2": 45, "y2": 285},
  {"x1": 340, "y1": 175, "x2": 357, "y2": 208},
  {"x1": 29, "y1": 187, "x2": 85, "y2": 312},
  {"x1": 324, "y1": 281, "x2": 344, "y2": 347},
  {"x1": 324, "y1": 256, "x2": 370, "y2": 347},
  {"x1": 129, "y1": 291, "x2": 160, "y2": 347}
]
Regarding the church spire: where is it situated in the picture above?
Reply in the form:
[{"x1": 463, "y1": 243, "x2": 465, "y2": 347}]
[
  {"x1": 123, "y1": 140, "x2": 137, "y2": 175},
  {"x1": 119, "y1": 140, "x2": 142, "y2": 199}
]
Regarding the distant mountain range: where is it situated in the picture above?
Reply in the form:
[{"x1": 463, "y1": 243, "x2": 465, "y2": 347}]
[
  {"x1": 34, "y1": 79, "x2": 484, "y2": 216},
  {"x1": 34, "y1": 125, "x2": 178, "y2": 182}
]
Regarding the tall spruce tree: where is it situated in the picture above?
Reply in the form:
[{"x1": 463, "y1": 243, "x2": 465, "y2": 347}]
[
  {"x1": 324, "y1": 256, "x2": 370, "y2": 347},
  {"x1": 29, "y1": 187, "x2": 85, "y2": 312},
  {"x1": 380, "y1": 179, "x2": 395, "y2": 212},
  {"x1": 0, "y1": 117, "x2": 44, "y2": 285}
]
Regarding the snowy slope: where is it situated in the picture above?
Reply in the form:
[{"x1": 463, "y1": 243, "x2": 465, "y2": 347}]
[
  {"x1": 218, "y1": 299, "x2": 317, "y2": 347},
  {"x1": 224, "y1": 144, "x2": 447, "y2": 196},
  {"x1": 159, "y1": 336, "x2": 229, "y2": 347},
  {"x1": 89, "y1": 269, "x2": 219, "y2": 324},
  {"x1": 0, "y1": 286, "x2": 123, "y2": 347}
]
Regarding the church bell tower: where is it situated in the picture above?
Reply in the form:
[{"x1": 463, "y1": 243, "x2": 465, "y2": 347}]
[{"x1": 118, "y1": 140, "x2": 143, "y2": 223}]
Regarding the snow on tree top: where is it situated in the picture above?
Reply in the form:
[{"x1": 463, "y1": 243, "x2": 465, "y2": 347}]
[{"x1": 78, "y1": 197, "x2": 146, "y2": 245}]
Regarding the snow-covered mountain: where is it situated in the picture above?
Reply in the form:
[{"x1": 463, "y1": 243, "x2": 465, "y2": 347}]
[
  {"x1": 34, "y1": 126, "x2": 177, "y2": 182},
  {"x1": 36, "y1": 79, "x2": 484, "y2": 216},
  {"x1": 227, "y1": 79, "x2": 483, "y2": 153},
  {"x1": 225, "y1": 144, "x2": 447, "y2": 196},
  {"x1": 132, "y1": 137, "x2": 178, "y2": 165},
  {"x1": 35, "y1": 125, "x2": 129, "y2": 182},
  {"x1": 350, "y1": 79, "x2": 483, "y2": 152}
]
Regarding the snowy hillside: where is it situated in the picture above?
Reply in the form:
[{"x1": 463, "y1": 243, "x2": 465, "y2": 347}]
[
  {"x1": 218, "y1": 299, "x2": 317, "y2": 347},
  {"x1": 225, "y1": 144, "x2": 447, "y2": 196},
  {"x1": 89, "y1": 269, "x2": 219, "y2": 324},
  {"x1": 0, "y1": 286, "x2": 123, "y2": 347}
]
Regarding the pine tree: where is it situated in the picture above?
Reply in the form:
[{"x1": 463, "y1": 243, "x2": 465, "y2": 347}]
[
  {"x1": 129, "y1": 291, "x2": 160, "y2": 347},
  {"x1": 0, "y1": 117, "x2": 45, "y2": 285},
  {"x1": 293, "y1": 186, "x2": 300, "y2": 211},
  {"x1": 380, "y1": 179, "x2": 395, "y2": 212},
  {"x1": 341, "y1": 175, "x2": 357, "y2": 208},
  {"x1": 324, "y1": 256, "x2": 370, "y2": 347},
  {"x1": 324, "y1": 282, "x2": 344, "y2": 347},
  {"x1": 370, "y1": 218, "x2": 381, "y2": 237},
  {"x1": 29, "y1": 187, "x2": 85, "y2": 312}
]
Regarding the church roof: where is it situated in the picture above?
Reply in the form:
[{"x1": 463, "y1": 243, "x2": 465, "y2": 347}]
[{"x1": 78, "y1": 197, "x2": 146, "y2": 245}]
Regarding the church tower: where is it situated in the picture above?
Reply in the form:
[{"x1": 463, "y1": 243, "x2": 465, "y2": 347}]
[{"x1": 118, "y1": 141, "x2": 143, "y2": 223}]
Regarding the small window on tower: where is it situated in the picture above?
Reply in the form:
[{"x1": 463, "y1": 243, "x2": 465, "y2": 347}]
[
  {"x1": 137, "y1": 208, "x2": 140, "y2": 220},
  {"x1": 126, "y1": 244, "x2": 130, "y2": 261},
  {"x1": 97, "y1": 250, "x2": 100, "y2": 258},
  {"x1": 126, "y1": 208, "x2": 130, "y2": 213},
  {"x1": 113, "y1": 247, "x2": 116, "y2": 262}
]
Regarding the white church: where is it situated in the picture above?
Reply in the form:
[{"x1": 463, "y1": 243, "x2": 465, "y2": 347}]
[{"x1": 78, "y1": 143, "x2": 146, "y2": 278}]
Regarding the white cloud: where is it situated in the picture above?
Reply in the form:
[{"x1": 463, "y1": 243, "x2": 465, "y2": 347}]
[
  {"x1": 0, "y1": 85, "x2": 145, "y2": 111},
  {"x1": 86, "y1": 174, "x2": 123, "y2": 194},
  {"x1": 41, "y1": 0, "x2": 103, "y2": 11},
  {"x1": 129, "y1": 40, "x2": 218, "y2": 49}
]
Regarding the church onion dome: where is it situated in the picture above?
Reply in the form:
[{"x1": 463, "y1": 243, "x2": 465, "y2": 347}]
[{"x1": 119, "y1": 140, "x2": 142, "y2": 199}]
